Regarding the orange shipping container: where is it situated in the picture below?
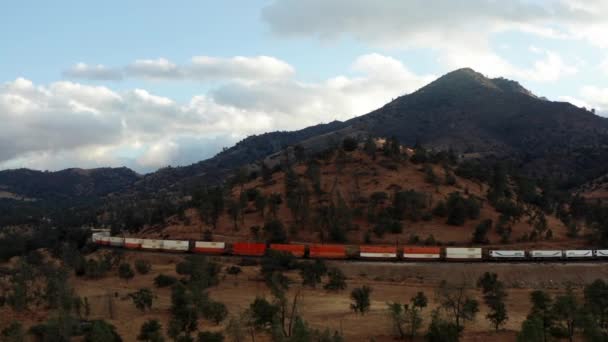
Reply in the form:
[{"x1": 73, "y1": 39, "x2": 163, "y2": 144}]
[
  {"x1": 232, "y1": 242, "x2": 266, "y2": 256},
  {"x1": 270, "y1": 244, "x2": 306, "y2": 257},
  {"x1": 309, "y1": 244, "x2": 347, "y2": 259}
]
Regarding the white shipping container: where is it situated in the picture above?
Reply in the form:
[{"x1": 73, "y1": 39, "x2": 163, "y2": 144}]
[
  {"x1": 360, "y1": 252, "x2": 398, "y2": 258},
  {"x1": 565, "y1": 250, "x2": 593, "y2": 258},
  {"x1": 489, "y1": 250, "x2": 526, "y2": 258},
  {"x1": 446, "y1": 248, "x2": 482, "y2": 259},
  {"x1": 108, "y1": 237, "x2": 124, "y2": 247},
  {"x1": 531, "y1": 250, "x2": 563, "y2": 258},
  {"x1": 125, "y1": 238, "x2": 144, "y2": 247},
  {"x1": 402, "y1": 253, "x2": 441, "y2": 259},
  {"x1": 595, "y1": 250, "x2": 608, "y2": 257},
  {"x1": 194, "y1": 241, "x2": 225, "y2": 249},
  {"x1": 162, "y1": 240, "x2": 190, "y2": 251},
  {"x1": 92, "y1": 232, "x2": 108, "y2": 243},
  {"x1": 141, "y1": 239, "x2": 163, "y2": 250}
]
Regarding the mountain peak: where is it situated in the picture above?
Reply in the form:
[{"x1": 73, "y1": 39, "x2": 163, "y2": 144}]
[{"x1": 410, "y1": 67, "x2": 536, "y2": 98}]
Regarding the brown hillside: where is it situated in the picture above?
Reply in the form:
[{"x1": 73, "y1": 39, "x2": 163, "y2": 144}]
[{"x1": 144, "y1": 143, "x2": 578, "y2": 248}]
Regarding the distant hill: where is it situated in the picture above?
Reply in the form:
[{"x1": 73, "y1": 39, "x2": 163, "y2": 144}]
[{"x1": 0, "y1": 167, "x2": 140, "y2": 202}]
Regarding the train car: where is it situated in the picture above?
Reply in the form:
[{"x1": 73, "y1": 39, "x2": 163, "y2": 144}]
[
  {"x1": 124, "y1": 238, "x2": 144, "y2": 249},
  {"x1": 161, "y1": 240, "x2": 189, "y2": 252},
  {"x1": 359, "y1": 245, "x2": 398, "y2": 259},
  {"x1": 402, "y1": 246, "x2": 441, "y2": 260},
  {"x1": 309, "y1": 244, "x2": 347, "y2": 259},
  {"x1": 193, "y1": 241, "x2": 226, "y2": 254},
  {"x1": 97, "y1": 235, "x2": 112, "y2": 246},
  {"x1": 445, "y1": 247, "x2": 482, "y2": 261},
  {"x1": 107, "y1": 236, "x2": 125, "y2": 247},
  {"x1": 565, "y1": 250, "x2": 594, "y2": 259},
  {"x1": 232, "y1": 242, "x2": 266, "y2": 256},
  {"x1": 595, "y1": 250, "x2": 608, "y2": 258},
  {"x1": 489, "y1": 250, "x2": 526, "y2": 260},
  {"x1": 530, "y1": 250, "x2": 563, "y2": 259},
  {"x1": 269, "y1": 244, "x2": 306, "y2": 257},
  {"x1": 141, "y1": 239, "x2": 164, "y2": 251}
]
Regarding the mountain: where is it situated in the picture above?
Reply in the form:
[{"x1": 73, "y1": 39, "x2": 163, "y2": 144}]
[
  {"x1": 0, "y1": 167, "x2": 140, "y2": 202},
  {"x1": 347, "y1": 68, "x2": 608, "y2": 183}
]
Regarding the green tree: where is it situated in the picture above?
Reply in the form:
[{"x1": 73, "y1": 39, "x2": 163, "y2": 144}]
[
  {"x1": 350, "y1": 286, "x2": 372, "y2": 315},
  {"x1": 85, "y1": 320, "x2": 122, "y2": 342},
  {"x1": 135, "y1": 259, "x2": 152, "y2": 274},
  {"x1": 472, "y1": 219, "x2": 492, "y2": 244},
  {"x1": 324, "y1": 268, "x2": 347, "y2": 291},
  {"x1": 585, "y1": 279, "x2": 608, "y2": 330},
  {"x1": 477, "y1": 272, "x2": 508, "y2": 331},
  {"x1": 517, "y1": 315, "x2": 545, "y2": 342},
  {"x1": 138, "y1": 320, "x2": 164, "y2": 342},
  {"x1": 168, "y1": 284, "x2": 198, "y2": 340},
  {"x1": 436, "y1": 280, "x2": 479, "y2": 332},
  {"x1": 129, "y1": 288, "x2": 155, "y2": 312},
  {"x1": 255, "y1": 193, "x2": 267, "y2": 218},
  {"x1": 118, "y1": 263, "x2": 134, "y2": 282},
  {"x1": 300, "y1": 260, "x2": 327, "y2": 288},
  {"x1": 197, "y1": 331, "x2": 224, "y2": 342},
  {"x1": 426, "y1": 309, "x2": 460, "y2": 342},
  {"x1": 249, "y1": 297, "x2": 279, "y2": 329},
  {"x1": 552, "y1": 288, "x2": 580, "y2": 342},
  {"x1": 387, "y1": 292, "x2": 427, "y2": 340},
  {"x1": 1, "y1": 322, "x2": 24, "y2": 342},
  {"x1": 527, "y1": 290, "x2": 554, "y2": 342},
  {"x1": 264, "y1": 219, "x2": 287, "y2": 244}
]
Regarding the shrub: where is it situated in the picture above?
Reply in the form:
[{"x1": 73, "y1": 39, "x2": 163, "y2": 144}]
[
  {"x1": 342, "y1": 137, "x2": 358, "y2": 152},
  {"x1": 154, "y1": 274, "x2": 177, "y2": 288},
  {"x1": 134, "y1": 259, "x2": 151, "y2": 275}
]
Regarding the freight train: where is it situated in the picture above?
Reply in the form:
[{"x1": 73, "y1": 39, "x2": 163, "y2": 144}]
[{"x1": 91, "y1": 231, "x2": 608, "y2": 262}]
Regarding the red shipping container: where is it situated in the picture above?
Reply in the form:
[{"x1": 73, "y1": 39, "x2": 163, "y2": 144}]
[
  {"x1": 270, "y1": 244, "x2": 306, "y2": 257},
  {"x1": 309, "y1": 244, "x2": 347, "y2": 259},
  {"x1": 232, "y1": 242, "x2": 266, "y2": 256}
]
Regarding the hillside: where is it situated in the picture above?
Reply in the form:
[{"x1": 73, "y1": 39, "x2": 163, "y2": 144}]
[
  {"x1": 140, "y1": 141, "x2": 577, "y2": 248},
  {"x1": 0, "y1": 167, "x2": 140, "y2": 202}
]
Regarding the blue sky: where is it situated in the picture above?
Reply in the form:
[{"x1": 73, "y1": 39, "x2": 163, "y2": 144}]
[{"x1": 1, "y1": 0, "x2": 608, "y2": 172}]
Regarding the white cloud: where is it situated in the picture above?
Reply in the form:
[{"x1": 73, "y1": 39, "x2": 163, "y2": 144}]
[
  {"x1": 65, "y1": 55, "x2": 295, "y2": 82},
  {"x1": 0, "y1": 54, "x2": 433, "y2": 172},
  {"x1": 262, "y1": 0, "x2": 597, "y2": 82},
  {"x1": 126, "y1": 58, "x2": 181, "y2": 79},
  {"x1": 62, "y1": 63, "x2": 123, "y2": 80}
]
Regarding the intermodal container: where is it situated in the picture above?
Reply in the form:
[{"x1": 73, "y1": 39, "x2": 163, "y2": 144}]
[
  {"x1": 270, "y1": 244, "x2": 306, "y2": 257},
  {"x1": 309, "y1": 244, "x2": 347, "y2": 259},
  {"x1": 108, "y1": 237, "x2": 125, "y2": 247},
  {"x1": 359, "y1": 245, "x2": 397, "y2": 259},
  {"x1": 124, "y1": 238, "x2": 144, "y2": 249},
  {"x1": 595, "y1": 250, "x2": 608, "y2": 257},
  {"x1": 232, "y1": 242, "x2": 266, "y2": 256},
  {"x1": 161, "y1": 240, "x2": 189, "y2": 252},
  {"x1": 98, "y1": 236, "x2": 111, "y2": 246},
  {"x1": 402, "y1": 247, "x2": 441, "y2": 259},
  {"x1": 489, "y1": 250, "x2": 526, "y2": 258},
  {"x1": 530, "y1": 250, "x2": 563, "y2": 258},
  {"x1": 446, "y1": 247, "x2": 482, "y2": 260},
  {"x1": 565, "y1": 250, "x2": 593, "y2": 258},
  {"x1": 141, "y1": 239, "x2": 163, "y2": 250},
  {"x1": 193, "y1": 241, "x2": 226, "y2": 254}
]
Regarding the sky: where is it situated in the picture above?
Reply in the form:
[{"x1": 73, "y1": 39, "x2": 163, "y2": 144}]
[{"x1": 2, "y1": 0, "x2": 608, "y2": 173}]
